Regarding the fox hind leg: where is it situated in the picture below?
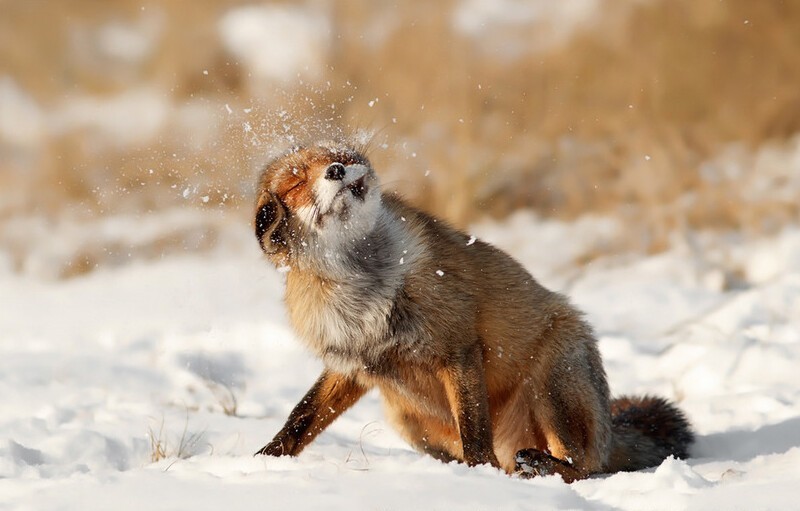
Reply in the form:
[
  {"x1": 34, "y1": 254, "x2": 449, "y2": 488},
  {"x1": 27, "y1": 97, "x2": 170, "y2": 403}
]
[{"x1": 515, "y1": 351, "x2": 612, "y2": 482}]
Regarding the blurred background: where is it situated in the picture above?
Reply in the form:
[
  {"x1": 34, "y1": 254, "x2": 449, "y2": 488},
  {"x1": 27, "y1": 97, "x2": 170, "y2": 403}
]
[{"x1": 1, "y1": 0, "x2": 799, "y2": 279}]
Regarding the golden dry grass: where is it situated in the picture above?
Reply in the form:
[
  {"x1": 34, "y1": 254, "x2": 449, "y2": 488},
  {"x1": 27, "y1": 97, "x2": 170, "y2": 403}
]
[{"x1": 1, "y1": 0, "x2": 799, "y2": 265}]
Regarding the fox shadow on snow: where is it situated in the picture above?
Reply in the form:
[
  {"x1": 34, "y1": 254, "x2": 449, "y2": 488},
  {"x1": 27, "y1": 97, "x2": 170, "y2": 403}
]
[
  {"x1": 692, "y1": 416, "x2": 800, "y2": 463},
  {"x1": 178, "y1": 351, "x2": 248, "y2": 390}
]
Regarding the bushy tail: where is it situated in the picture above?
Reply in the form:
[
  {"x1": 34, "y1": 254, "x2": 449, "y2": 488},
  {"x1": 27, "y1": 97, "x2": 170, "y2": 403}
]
[{"x1": 606, "y1": 395, "x2": 694, "y2": 473}]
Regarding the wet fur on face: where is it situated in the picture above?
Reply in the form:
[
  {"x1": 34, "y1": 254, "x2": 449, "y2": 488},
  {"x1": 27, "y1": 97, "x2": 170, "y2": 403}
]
[{"x1": 255, "y1": 142, "x2": 386, "y2": 272}]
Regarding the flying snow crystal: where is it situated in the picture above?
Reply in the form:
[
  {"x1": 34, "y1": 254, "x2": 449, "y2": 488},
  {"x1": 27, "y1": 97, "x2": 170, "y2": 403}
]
[
  {"x1": 182, "y1": 187, "x2": 191, "y2": 199},
  {"x1": 201, "y1": 196, "x2": 210, "y2": 203},
  {"x1": 401, "y1": 216, "x2": 406, "y2": 222},
  {"x1": 424, "y1": 170, "x2": 430, "y2": 177},
  {"x1": 224, "y1": 104, "x2": 233, "y2": 114},
  {"x1": 202, "y1": 70, "x2": 208, "y2": 75},
  {"x1": 368, "y1": 98, "x2": 378, "y2": 107},
  {"x1": 353, "y1": 129, "x2": 374, "y2": 147},
  {"x1": 645, "y1": 155, "x2": 652, "y2": 161},
  {"x1": 436, "y1": 270, "x2": 444, "y2": 277},
  {"x1": 242, "y1": 121, "x2": 260, "y2": 145},
  {"x1": 399, "y1": 257, "x2": 405, "y2": 265},
  {"x1": 467, "y1": 236, "x2": 476, "y2": 246}
]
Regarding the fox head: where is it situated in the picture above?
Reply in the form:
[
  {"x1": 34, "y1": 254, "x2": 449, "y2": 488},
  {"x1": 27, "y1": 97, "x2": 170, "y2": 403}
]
[{"x1": 254, "y1": 141, "x2": 381, "y2": 265}]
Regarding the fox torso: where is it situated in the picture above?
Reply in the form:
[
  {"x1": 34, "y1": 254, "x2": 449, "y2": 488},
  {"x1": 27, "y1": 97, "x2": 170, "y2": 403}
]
[{"x1": 253, "y1": 141, "x2": 693, "y2": 479}]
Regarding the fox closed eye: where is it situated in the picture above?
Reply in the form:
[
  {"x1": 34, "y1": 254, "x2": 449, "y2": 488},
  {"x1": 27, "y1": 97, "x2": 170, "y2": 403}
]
[{"x1": 284, "y1": 178, "x2": 306, "y2": 197}]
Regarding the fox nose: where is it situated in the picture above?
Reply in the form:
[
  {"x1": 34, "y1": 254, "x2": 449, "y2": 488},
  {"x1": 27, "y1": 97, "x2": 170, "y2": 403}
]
[{"x1": 324, "y1": 163, "x2": 346, "y2": 180}]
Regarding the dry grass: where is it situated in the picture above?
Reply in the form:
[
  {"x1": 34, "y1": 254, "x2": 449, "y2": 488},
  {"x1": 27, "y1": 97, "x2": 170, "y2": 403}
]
[
  {"x1": 205, "y1": 380, "x2": 239, "y2": 417},
  {"x1": 148, "y1": 414, "x2": 206, "y2": 464},
  {"x1": 1, "y1": 0, "x2": 799, "y2": 269}
]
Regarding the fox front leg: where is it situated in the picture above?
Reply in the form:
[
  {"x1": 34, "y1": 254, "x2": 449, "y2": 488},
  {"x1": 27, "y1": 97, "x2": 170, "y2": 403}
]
[
  {"x1": 438, "y1": 342, "x2": 501, "y2": 469},
  {"x1": 256, "y1": 370, "x2": 368, "y2": 456}
]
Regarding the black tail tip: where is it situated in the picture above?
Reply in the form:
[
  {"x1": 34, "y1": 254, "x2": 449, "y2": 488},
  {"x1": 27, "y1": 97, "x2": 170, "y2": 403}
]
[{"x1": 611, "y1": 395, "x2": 695, "y2": 459}]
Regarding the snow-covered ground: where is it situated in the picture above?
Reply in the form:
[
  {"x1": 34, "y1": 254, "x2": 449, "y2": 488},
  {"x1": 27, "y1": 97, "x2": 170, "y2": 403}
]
[{"x1": 1, "y1": 211, "x2": 799, "y2": 510}]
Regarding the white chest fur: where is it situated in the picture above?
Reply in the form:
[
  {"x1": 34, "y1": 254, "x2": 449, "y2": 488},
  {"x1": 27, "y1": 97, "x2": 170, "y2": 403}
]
[
  {"x1": 283, "y1": 204, "x2": 426, "y2": 375},
  {"x1": 286, "y1": 274, "x2": 395, "y2": 374}
]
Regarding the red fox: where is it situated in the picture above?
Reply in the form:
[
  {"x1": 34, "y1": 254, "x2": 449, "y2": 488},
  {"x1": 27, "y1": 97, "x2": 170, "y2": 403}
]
[{"x1": 252, "y1": 141, "x2": 693, "y2": 481}]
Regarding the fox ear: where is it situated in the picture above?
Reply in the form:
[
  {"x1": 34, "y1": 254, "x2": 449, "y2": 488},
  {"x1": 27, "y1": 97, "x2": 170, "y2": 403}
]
[{"x1": 255, "y1": 192, "x2": 288, "y2": 253}]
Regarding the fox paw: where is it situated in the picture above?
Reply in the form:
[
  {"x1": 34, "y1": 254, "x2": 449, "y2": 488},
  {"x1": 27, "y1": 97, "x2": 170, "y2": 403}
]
[
  {"x1": 254, "y1": 439, "x2": 290, "y2": 457},
  {"x1": 514, "y1": 449, "x2": 585, "y2": 482},
  {"x1": 514, "y1": 449, "x2": 557, "y2": 478}
]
